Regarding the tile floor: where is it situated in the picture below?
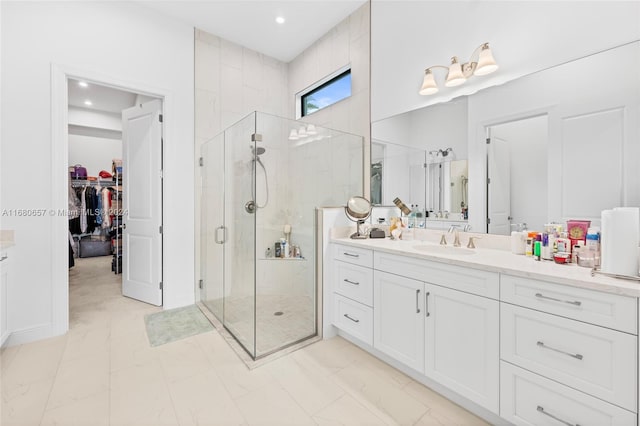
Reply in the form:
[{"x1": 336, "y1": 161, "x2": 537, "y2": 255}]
[
  {"x1": 1, "y1": 256, "x2": 489, "y2": 426},
  {"x1": 203, "y1": 294, "x2": 315, "y2": 357}
]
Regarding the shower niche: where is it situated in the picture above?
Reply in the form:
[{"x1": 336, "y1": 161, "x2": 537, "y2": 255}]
[{"x1": 200, "y1": 111, "x2": 363, "y2": 359}]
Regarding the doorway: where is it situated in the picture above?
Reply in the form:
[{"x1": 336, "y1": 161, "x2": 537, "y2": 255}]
[
  {"x1": 64, "y1": 76, "x2": 164, "y2": 332},
  {"x1": 486, "y1": 115, "x2": 548, "y2": 234}
]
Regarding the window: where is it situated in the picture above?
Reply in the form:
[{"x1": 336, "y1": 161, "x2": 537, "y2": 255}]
[{"x1": 299, "y1": 68, "x2": 351, "y2": 117}]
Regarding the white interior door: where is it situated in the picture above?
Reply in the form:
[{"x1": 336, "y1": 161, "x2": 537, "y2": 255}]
[
  {"x1": 488, "y1": 136, "x2": 511, "y2": 235},
  {"x1": 122, "y1": 99, "x2": 163, "y2": 306}
]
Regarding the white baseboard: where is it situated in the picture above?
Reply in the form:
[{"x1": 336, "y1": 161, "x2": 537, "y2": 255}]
[
  {"x1": 2, "y1": 323, "x2": 59, "y2": 348},
  {"x1": 337, "y1": 330, "x2": 509, "y2": 426}
]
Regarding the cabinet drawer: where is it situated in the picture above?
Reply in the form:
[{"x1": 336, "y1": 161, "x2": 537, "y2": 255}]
[
  {"x1": 333, "y1": 243, "x2": 373, "y2": 268},
  {"x1": 501, "y1": 304, "x2": 637, "y2": 411},
  {"x1": 374, "y1": 251, "x2": 499, "y2": 299},
  {"x1": 500, "y1": 362, "x2": 636, "y2": 426},
  {"x1": 333, "y1": 293, "x2": 373, "y2": 345},
  {"x1": 334, "y1": 260, "x2": 373, "y2": 307},
  {"x1": 501, "y1": 274, "x2": 637, "y2": 334}
]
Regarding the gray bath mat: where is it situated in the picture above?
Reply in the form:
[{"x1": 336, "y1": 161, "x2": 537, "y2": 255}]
[{"x1": 144, "y1": 305, "x2": 214, "y2": 347}]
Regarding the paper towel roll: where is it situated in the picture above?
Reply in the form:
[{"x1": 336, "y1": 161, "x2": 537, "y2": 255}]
[{"x1": 601, "y1": 207, "x2": 640, "y2": 276}]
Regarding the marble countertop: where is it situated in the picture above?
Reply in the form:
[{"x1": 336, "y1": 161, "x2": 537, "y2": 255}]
[{"x1": 331, "y1": 236, "x2": 640, "y2": 298}]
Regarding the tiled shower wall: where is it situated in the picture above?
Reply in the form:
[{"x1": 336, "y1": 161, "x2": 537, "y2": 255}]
[
  {"x1": 287, "y1": 2, "x2": 371, "y2": 196},
  {"x1": 195, "y1": 3, "x2": 371, "y2": 301}
]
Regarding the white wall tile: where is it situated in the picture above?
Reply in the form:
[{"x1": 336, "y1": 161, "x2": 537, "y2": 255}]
[
  {"x1": 220, "y1": 39, "x2": 242, "y2": 68},
  {"x1": 195, "y1": 89, "x2": 220, "y2": 140},
  {"x1": 195, "y1": 40, "x2": 220, "y2": 93}
]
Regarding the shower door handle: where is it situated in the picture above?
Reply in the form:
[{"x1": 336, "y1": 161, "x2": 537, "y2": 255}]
[{"x1": 215, "y1": 226, "x2": 226, "y2": 244}]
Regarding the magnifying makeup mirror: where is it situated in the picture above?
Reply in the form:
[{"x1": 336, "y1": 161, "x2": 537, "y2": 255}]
[{"x1": 345, "y1": 196, "x2": 372, "y2": 239}]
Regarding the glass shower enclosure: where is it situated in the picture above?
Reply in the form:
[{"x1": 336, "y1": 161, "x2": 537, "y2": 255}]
[{"x1": 200, "y1": 112, "x2": 363, "y2": 359}]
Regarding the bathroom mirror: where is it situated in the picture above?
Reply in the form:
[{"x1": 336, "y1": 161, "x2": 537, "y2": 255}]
[{"x1": 372, "y1": 41, "x2": 640, "y2": 234}]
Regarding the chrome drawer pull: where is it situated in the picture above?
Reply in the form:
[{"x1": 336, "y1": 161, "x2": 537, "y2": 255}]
[
  {"x1": 537, "y1": 405, "x2": 579, "y2": 426},
  {"x1": 425, "y1": 292, "x2": 430, "y2": 317},
  {"x1": 343, "y1": 314, "x2": 360, "y2": 323},
  {"x1": 416, "y1": 289, "x2": 421, "y2": 314},
  {"x1": 537, "y1": 341, "x2": 583, "y2": 360},
  {"x1": 535, "y1": 293, "x2": 582, "y2": 306},
  {"x1": 343, "y1": 252, "x2": 359, "y2": 258},
  {"x1": 343, "y1": 279, "x2": 360, "y2": 286}
]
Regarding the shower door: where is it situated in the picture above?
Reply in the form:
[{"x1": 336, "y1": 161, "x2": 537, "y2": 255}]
[{"x1": 200, "y1": 113, "x2": 257, "y2": 358}]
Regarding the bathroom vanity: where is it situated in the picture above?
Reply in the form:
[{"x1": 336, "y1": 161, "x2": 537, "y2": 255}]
[{"x1": 326, "y1": 233, "x2": 639, "y2": 425}]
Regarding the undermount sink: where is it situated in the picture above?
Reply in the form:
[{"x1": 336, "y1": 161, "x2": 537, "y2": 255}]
[{"x1": 413, "y1": 245, "x2": 476, "y2": 255}]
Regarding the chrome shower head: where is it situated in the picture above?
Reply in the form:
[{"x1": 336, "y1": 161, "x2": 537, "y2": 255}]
[{"x1": 251, "y1": 146, "x2": 266, "y2": 156}]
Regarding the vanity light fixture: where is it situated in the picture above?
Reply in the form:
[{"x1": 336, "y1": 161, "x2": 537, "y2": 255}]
[
  {"x1": 288, "y1": 129, "x2": 299, "y2": 140},
  {"x1": 84, "y1": 100, "x2": 93, "y2": 106},
  {"x1": 78, "y1": 81, "x2": 88, "y2": 88},
  {"x1": 419, "y1": 43, "x2": 498, "y2": 95}
]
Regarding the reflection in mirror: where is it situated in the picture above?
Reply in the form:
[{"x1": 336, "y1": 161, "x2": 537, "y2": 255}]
[
  {"x1": 476, "y1": 41, "x2": 639, "y2": 234},
  {"x1": 487, "y1": 115, "x2": 547, "y2": 234},
  {"x1": 426, "y1": 158, "x2": 468, "y2": 217},
  {"x1": 371, "y1": 139, "x2": 426, "y2": 208},
  {"x1": 372, "y1": 41, "x2": 640, "y2": 234}
]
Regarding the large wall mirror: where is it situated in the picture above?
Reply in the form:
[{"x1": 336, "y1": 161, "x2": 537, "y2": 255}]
[{"x1": 372, "y1": 40, "x2": 640, "y2": 234}]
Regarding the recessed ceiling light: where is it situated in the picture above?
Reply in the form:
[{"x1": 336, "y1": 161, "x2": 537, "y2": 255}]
[
  {"x1": 78, "y1": 81, "x2": 88, "y2": 88},
  {"x1": 275, "y1": 16, "x2": 285, "y2": 24},
  {"x1": 84, "y1": 100, "x2": 93, "y2": 106}
]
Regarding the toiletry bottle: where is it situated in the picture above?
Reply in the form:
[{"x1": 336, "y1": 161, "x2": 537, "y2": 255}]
[
  {"x1": 274, "y1": 242, "x2": 281, "y2": 258},
  {"x1": 525, "y1": 232, "x2": 537, "y2": 257},
  {"x1": 585, "y1": 227, "x2": 600, "y2": 266},
  {"x1": 510, "y1": 223, "x2": 527, "y2": 255},
  {"x1": 534, "y1": 235, "x2": 542, "y2": 261},
  {"x1": 408, "y1": 205, "x2": 416, "y2": 228},
  {"x1": 556, "y1": 232, "x2": 571, "y2": 254},
  {"x1": 415, "y1": 207, "x2": 423, "y2": 228}
]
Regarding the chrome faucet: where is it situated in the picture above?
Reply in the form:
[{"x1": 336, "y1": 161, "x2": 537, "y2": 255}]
[{"x1": 448, "y1": 225, "x2": 461, "y2": 247}]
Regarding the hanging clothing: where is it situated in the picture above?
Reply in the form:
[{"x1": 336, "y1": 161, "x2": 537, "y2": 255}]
[
  {"x1": 68, "y1": 181, "x2": 81, "y2": 219},
  {"x1": 80, "y1": 187, "x2": 87, "y2": 233},
  {"x1": 95, "y1": 186, "x2": 103, "y2": 226},
  {"x1": 102, "y1": 187, "x2": 111, "y2": 228}
]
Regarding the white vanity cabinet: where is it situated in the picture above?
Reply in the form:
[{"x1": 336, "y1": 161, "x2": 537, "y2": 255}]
[
  {"x1": 424, "y1": 283, "x2": 499, "y2": 413},
  {"x1": 372, "y1": 251, "x2": 500, "y2": 412},
  {"x1": 500, "y1": 274, "x2": 638, "y2": 425},
  {"x1": 328, "y1": 240, "x2": 639, "y2": 426},
  {"x1": 373, "y1": 270, "x2": 425, "y2": 372},
  {"x1": 0, "y1": 248, "x2": 11, "y2": 346},
  {"x1": 332, "y1": 244, "x2": 374, "y2": 345}
]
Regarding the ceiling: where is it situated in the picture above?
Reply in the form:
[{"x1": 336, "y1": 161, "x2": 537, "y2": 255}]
[
  {"x1": 68, "y1": 79, "x2": 137, "y2": 114},
  {"x1": 137, "y1": 0, "x2": 367, "y2": 62}
]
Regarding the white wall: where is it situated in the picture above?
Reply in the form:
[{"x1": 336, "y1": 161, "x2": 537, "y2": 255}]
[
  {"x1": 372, "y1": 97, "x2": 468, "y2": 155},
  {"x1": 68, "y1": 107, "x2": 122, "y2": 132},
  {"x1": 68, "y1": 135, "x2": 122, "y2": 178},
  {"x1": 371, "y1": 1, "x2": 640, "y2": 121},
  {"x1": 1, "y1": 1, "x2": 194, "y2": 345}
]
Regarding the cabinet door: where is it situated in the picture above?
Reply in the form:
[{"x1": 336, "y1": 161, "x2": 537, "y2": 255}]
[
  {"x1": 424, "y1": 284, "x2": 499, "y2": 413},
  {"x1": 373, "y1": 270, "x2": 425, "y2": 373}
]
